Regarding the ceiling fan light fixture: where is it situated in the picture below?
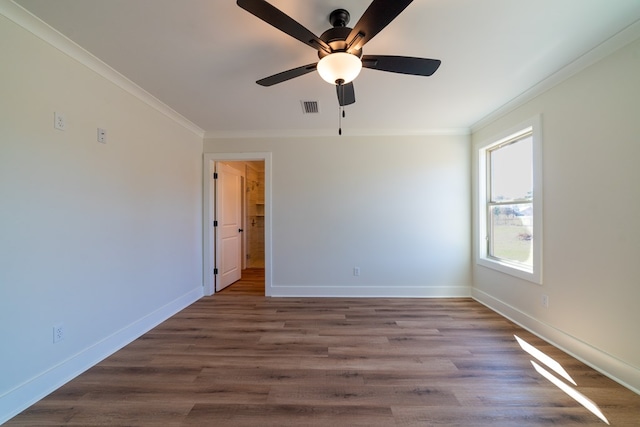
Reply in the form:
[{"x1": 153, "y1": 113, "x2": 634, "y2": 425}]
[{"x1": 317, "y1": 52, "x2": 362, "y2": 85}]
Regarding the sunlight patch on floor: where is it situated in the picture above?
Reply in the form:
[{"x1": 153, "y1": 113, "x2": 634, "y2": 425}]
[
  {"x1": 514, "y1": 335, "x2": 576, "y2": 385},
  {"x1": 515, "y1": 335, "x2": 609, "y2": 425}
]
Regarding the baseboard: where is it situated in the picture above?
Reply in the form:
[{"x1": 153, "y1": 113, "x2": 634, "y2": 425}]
[
  {"x1": 269, "y1": 285, "x2": 471, "y2": 298},
  {"x1": 0, "y1": 286, "x2": 203, "y2": 424},
  {"x1": 472, "y1": 288, "x2": 640, "y2": 395}
]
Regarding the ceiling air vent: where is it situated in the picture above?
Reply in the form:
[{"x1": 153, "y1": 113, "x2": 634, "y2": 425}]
[{"x1": 301, "y1": 100, "x2": 319, "y2": 114}]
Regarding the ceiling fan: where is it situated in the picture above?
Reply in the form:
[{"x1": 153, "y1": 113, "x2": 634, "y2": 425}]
[{"x1": 237, "y1": 0, "x2": 441, "y2": 108}]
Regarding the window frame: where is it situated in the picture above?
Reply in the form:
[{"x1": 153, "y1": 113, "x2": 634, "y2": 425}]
[{"x1": 477, "y1": 116, "x2": 543, "y2": 284}]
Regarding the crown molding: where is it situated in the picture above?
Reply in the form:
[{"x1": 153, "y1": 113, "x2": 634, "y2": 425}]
[
  {"x1": 471, "y1": 18, "x2": 640, "y2": 133},
  {"x1": 1, "y1": 0, "x2": 205, "y2": 139}
]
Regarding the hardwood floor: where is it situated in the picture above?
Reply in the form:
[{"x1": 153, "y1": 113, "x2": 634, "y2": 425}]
[{"x1": 7, "y1": 269, "x2": 640, "y2": 426}]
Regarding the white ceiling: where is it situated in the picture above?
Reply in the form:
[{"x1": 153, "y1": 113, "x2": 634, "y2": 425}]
[{"x1": 13, "y1": 0, "x2": 640, "y2": 136}]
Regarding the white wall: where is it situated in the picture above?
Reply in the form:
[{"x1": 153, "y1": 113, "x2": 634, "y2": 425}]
[
  {"x1": 471, "y1": 37, "x2": 640, "y2": 392},
  {"x1": 0, "y1": 13, "x2": 203, "y2": 421},
  {"x1": 205, "y1": 134, "x2": 471, "y2": 297}
]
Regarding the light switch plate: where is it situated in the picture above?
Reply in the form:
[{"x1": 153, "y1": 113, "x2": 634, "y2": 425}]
[{"x1": 97, "y1": 128, "x2": 106, "y2": 143}]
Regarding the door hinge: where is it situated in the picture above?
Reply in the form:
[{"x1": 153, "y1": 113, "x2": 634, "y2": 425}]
[
  {"x1": 213, "y1": 172, "x2": 218, "y2": 179},
  {"x1": 213, "y1": 268, "x2": 218, "y2": 275},
  {"x1": 213, "y1": 220, "x2": 218, "y2": 227}
]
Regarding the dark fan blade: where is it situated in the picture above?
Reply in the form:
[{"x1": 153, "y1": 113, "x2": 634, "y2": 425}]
[
  {"x1": 362, "y1": 55, "x2": 441, "y2": 76},
  {"x1": 336, "y1": 82, "x2": 355, "y2": 106},
  {"x1": 345, "y1": 0, "x2": 413, "y2": 53},
  {"x1": 237, "y1": 0, "x2": 331, "y2": 53},
  {"x1": 256, "y1": 63, "x2": 317, "y2": 86}
]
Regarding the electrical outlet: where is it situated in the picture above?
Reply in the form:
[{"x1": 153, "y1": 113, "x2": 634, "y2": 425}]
[
  {"x1": 353, "y1": 267, "x2": 360, "y2": 276},
  {"x1": 54, "y1": 112, "x2": 65, "y2": 131},
  {"x1": 53, "y1": 323, "x2": 64, "y2": 343},
  {"x1": 97, "y1": 128, "x2": 107, "y2": 144},
  {"x1": 541, "y1": 294, "x2": 549, "y2": 308}
]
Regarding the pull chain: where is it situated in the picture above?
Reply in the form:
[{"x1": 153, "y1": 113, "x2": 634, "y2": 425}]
[{"x1": 337, "y1": 79, "x2": 345, "y2": 136}]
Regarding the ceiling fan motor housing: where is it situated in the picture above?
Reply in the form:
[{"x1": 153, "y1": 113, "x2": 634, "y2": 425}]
[{"x1": 318, "y1": 10, "x2": 362, "y2": 60}]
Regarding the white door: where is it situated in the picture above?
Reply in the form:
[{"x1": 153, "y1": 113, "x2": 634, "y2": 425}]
[{"x1": 215, "y1": 163, "x2": 243, "y2": 291}]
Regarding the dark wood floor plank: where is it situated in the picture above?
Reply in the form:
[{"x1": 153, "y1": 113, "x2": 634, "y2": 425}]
[
  {"x1": 266, "y1": 384, "x2": 460, "y2": 407},
  {"x1": 196, "y1": 367, "x2": 368, "y2": 387},
  {"x1": 184, "y1": 403, "x2": 395, "y2": 427},
  {"x1": 6, "y1": 268, "x2": 640, "y2": 426},
  {"x1": 392, "y1": 405, "x2": 605, "y2": 427}
]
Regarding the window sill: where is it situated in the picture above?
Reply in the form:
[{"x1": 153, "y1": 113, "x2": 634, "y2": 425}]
[{"x1": 477, "y1": 257, "x2": 542, "y2": 285}]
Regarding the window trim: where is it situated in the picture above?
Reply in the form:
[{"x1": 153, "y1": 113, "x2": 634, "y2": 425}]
[{"x1": 477, "y1": 115, "x2": 543, "y2": 284}]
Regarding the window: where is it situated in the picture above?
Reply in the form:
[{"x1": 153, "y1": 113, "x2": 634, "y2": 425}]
[{"x1": 478, "y1": 116, "x2": 542, "y2": 284}]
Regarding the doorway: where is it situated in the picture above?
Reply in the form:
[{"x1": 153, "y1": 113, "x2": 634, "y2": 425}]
[
  {"x1": 218, "y1": 160, "x2": 265, "y2": 269},
  {"x1": 203, "y1": 152, "x2": 272, "y2": 296}
]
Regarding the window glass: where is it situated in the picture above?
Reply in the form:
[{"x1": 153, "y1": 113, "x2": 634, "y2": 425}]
[
  {"x1": 488, "y1": 134, "x2": 533, "y2": 267},
  {"x1": 489, "y1": 202, "x2": 533, "y2": 267},
  {"x1": 490, "y1": 136, "x2": 532, "y2": 202}
]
